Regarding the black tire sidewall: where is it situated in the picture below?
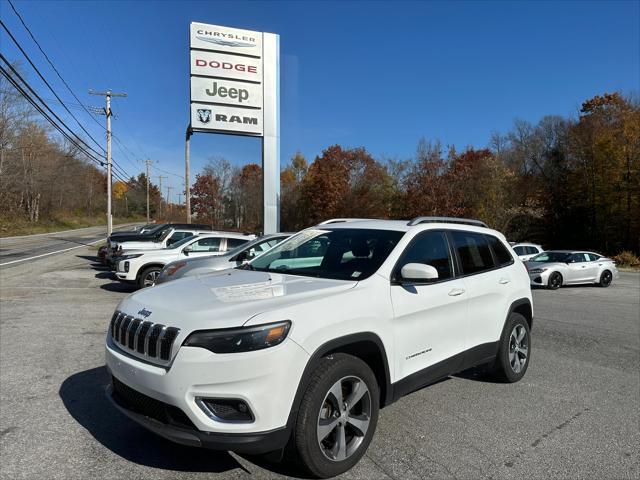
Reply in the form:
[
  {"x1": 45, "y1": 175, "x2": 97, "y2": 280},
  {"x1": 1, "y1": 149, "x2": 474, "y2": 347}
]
[
  {"x1": 294, "y1": 354, "x2": 380, "y2": 478},
  {"x1": 495, "y1": 312, "x2": 531, "y2": 383},
  {"x1": 599, "y1": 270, "x2": 612, "y2": 287},
  {"x1": 138, "y1": 266, "x2": 161, "y2": 289},
  {"x1": 548, "y1": 272, "x2": 562, "y2": 290}
]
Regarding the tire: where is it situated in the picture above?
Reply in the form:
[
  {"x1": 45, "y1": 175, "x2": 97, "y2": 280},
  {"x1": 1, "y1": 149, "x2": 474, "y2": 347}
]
[
  {"x1": 291, "y1": 353, "x2": 379, "y2": 478},
  {"x1": 547, "y1": 272, "x2": 563, "y2": 290},
  {"x1": 137, "y1": 266, "x2": 162, "y2": 289},
  {"x1": 489, "y1": 312, "x2": 531, "y2": 383},
  {"x1": 598, "y1": 270, "x2": 613, "y2": 288}
]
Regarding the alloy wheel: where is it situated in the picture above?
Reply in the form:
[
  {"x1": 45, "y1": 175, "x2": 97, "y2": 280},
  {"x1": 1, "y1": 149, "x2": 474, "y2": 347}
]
[
  {"x1": 509, "y1": 325, "x2": 528, "y2": 374},
  {"x1": 143, "y1": 270, "x2": 160, "y2": 287},
  {"x1": 601, "y1": 271, "x2": 612, "y2": 286},
  {"x1": 317, "y1": 376, "x2": 371, "y2": 462}
]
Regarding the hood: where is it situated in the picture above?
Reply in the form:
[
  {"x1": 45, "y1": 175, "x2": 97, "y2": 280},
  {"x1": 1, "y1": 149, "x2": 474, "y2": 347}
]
[
  {"x1": 117, "y1": 269, "x2": 356, "y2": 332},
  {"x1": 526, "y1": 261, "x2": 566, "y2": 271},
  {"x1": 117, "y1": 240, "x2": 164, "y2": 250},
  {"x1": 109, "y1": 233, "x2": 158, "y2": 243}
]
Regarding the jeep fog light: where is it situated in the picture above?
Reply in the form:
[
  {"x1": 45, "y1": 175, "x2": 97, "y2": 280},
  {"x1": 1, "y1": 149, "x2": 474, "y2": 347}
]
[{"x1": 196, "y1": 397, "x2": 254, "y2": 423}]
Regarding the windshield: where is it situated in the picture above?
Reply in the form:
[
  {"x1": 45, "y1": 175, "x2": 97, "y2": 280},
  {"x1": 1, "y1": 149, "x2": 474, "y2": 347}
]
[
  {"x1": 248, "y1": 228, "x2": 404, "y2": 280},
  {"x1": 166, "y1": 235, "x2": 197, "y2": 249},
  {"x1": 227, "y1": 235, "x2": 290, "y2": 257},
  {"x1": 529, "y1": 251, "x2": 571, "y2": 263},
  {"x1": 155, "y1": 226, "x2": 173, "y2": 241}
]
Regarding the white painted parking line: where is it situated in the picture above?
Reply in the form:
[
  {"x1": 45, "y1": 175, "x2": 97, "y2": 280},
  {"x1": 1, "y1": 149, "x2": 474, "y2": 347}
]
[{"x1": 0, "y1": 239, "x2": 103, "y2": 266}]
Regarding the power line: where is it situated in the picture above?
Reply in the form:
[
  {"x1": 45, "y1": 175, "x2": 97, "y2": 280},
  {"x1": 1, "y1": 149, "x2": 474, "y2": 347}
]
[
  {"x1": 0, "y1": 19, "x2": 107, "y2": 156},
  {"x1": 150, "y1": 163, "x2": 185, "y2": 180},
  {"x1": 6, "y1": 0, "x2": 105, "y2": 131},
  {"x1": 0, "y1": 63, "x2": 105, "y2": 167}
]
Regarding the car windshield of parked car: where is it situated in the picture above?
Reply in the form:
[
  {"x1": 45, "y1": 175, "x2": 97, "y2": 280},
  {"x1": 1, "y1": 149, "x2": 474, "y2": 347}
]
[
  {"x1": 529, "y1": 251, "x2": 571, "y2": 263},
  {"x1": 247, "y1": 228, "x2": 404, "y2": 280},
  {"x1": 166, "y1": 235, "x2": 197, "y2": 249}
]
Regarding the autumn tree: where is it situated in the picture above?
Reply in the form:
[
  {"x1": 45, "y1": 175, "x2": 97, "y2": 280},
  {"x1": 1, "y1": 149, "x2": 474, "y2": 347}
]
[
  {"x1": 300, "y1": 145, "x2": 393, "y2": 224},
  {"x1": 191, "y1": 172, "x2": 220, "y2": 226}
]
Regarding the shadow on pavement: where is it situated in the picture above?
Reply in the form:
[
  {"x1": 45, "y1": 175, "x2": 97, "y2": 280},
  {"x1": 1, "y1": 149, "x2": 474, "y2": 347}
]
[
  {"x1": 76, "y1": 255, "x2": 107, "y2": 271},
  {"x1": 59, "y1": 366, "x2": 243, "y2": 473},
  {"x1": 100, "y1": 282, "x2": 137, "y2": 293}
]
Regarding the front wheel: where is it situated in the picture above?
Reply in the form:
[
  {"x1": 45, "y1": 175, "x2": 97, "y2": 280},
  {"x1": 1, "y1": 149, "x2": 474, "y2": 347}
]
[
  {"x1": 598, "y1": 270, "x2": 613, "y2": 287},
  {"x1": 291, "y1": 353, "x2": 379, "y2": 478},
  {"x1": 489, "y1": 312, "x2": 531, "y2": 383},
  {"x1": 548, "y1": 272, "x2": 563, "y2": 290},
  {"x1": 137, "y1": 266, "x2": 162, "y2": 289}
]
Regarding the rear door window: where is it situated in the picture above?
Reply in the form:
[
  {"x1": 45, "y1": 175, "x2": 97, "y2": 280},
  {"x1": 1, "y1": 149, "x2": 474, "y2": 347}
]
[{"x1": 451, "y1": 231, "x2": 496, "y2": 275}]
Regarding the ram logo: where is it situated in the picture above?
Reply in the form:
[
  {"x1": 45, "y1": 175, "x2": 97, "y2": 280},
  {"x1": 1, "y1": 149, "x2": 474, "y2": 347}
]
[{"x1": 197, "y1": 109, "x2": 212, "y2": 124}]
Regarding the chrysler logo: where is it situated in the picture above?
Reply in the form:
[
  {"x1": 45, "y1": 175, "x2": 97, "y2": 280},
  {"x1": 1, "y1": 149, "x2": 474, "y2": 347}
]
[{"x1": 196, "y1": 35, "x2": 254, "y2": 48}]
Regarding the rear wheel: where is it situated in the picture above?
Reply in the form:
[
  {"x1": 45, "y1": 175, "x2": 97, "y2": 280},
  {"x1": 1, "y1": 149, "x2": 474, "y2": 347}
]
[
  {"x1": 598, "y1": 270, "x2": 613, "y2": 287},
  {"x1": 137, "y1": 266, "x2": 161, "y2": 289},
  {"x1": 548, "y1": 272, "x2": 563, "y2": 290},
  {"x1": 291, "y1": 353, "x2": 379, "y2": 478},
  {"x1": 489, "y1": 312, "x2": 531, "y2": 383}
]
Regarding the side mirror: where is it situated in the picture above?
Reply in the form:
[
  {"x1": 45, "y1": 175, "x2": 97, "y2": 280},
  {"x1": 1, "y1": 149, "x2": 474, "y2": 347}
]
[
  {"x1": 400, "y1": 263, "x2": 439, "y2": 283},
  {"x1": 234, "y1": 250, "x2": 248, "y2": 262},
  {"x1": 183, "y1": 245, "x2": 192, "y2": 255}
]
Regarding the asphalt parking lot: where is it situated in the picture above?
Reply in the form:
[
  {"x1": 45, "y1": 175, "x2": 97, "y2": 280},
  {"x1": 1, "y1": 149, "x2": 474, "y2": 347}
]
[{"x1": 0, "y1": 246, "x2": 638, "y2": 479}]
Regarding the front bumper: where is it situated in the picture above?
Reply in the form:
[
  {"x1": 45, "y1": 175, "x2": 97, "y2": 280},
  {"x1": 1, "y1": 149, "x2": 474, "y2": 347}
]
[
  {"x1": 105, "y1": 334, "x2": 309, "y2": 450},
  {"x1": 106, "y1": 381, "x2": 290, "y2": 453},
  {"x1": 528, "y1": 270, "x2": 550, "y2": 286}
]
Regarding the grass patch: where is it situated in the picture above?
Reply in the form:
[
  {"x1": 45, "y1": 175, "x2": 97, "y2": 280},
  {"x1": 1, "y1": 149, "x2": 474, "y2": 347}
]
[{"x1": 0, "y1": 215, "x2": 145, "y2": 237}]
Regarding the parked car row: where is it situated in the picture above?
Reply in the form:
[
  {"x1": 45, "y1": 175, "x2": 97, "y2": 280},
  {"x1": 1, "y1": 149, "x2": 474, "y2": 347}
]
[{"x1": 100, "y1": 223, "x2": 267, "y2": 289}]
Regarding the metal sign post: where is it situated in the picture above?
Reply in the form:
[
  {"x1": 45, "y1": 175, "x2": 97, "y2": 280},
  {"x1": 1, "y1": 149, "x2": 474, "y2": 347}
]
[{"x1": 187, "y1": 22, "x2": 280, "y2": 233}]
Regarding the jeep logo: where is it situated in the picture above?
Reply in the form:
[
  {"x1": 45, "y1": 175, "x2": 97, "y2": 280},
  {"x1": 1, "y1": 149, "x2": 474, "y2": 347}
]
[
  {"x1": 206, "y1": 81, "x2": 249, "y2": 103},
  {"x1": 137, "y1": 308, "x2": 152, "y2": 318}
]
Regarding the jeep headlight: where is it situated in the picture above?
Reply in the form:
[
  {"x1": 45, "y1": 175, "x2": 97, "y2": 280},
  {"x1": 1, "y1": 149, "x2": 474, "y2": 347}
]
[{"x1": 183, "y1": 321, "x2": 291, "y2": 354}]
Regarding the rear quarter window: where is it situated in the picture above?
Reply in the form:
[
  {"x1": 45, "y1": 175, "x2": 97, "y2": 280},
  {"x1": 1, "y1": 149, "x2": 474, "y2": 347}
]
[{"x1": 486, "y1": 235, "x2": 514, "y2": 266}]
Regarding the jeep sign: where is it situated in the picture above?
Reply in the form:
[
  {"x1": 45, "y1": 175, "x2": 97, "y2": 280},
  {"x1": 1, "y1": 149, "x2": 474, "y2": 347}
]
[{"x1": 190, "y1": 76, "x2": 263, "y2": 108}]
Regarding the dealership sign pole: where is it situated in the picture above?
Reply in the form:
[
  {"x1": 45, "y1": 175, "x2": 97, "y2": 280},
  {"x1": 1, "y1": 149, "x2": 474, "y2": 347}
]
[{"x1": 187, "y1": 22, "x2": 280, "y2": 233}]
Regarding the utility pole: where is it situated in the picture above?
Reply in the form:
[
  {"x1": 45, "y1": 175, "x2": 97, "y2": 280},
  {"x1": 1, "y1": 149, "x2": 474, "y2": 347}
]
[
  {"x1": 145, "y1": 159, "x2": 152, "y2": 223},
  {"x1": 177, "y1": 192, "x2": 183, "y2": 206},
  {"x1": 89, "y1": 89, "x2": 127, "y2": 235},
  {"x1": 185, "y1": 127, "x2": 192, "y2": 223},
  {"x1": 166, "y1": 186, "x2": 173, "y2": 215},
  {"x1": 156, "y1": 175, "x2": 167, "y2": 218}
]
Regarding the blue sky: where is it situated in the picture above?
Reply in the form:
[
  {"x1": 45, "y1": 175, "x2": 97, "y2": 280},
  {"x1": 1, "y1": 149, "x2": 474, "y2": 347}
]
[{"x1": 1, "y1": 0, "x2": 638, "y2": 201}]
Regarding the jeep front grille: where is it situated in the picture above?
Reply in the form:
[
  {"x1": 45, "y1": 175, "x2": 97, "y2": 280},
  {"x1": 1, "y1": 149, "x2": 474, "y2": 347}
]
[{"x1": 109, "y1": 310, "x2": 179, "y2": 363}]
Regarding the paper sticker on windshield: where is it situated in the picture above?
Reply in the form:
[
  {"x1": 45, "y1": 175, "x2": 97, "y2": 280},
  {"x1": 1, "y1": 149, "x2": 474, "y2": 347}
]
[{"x1": 280, "y1": 229, "x2": 330, "y2": 252}]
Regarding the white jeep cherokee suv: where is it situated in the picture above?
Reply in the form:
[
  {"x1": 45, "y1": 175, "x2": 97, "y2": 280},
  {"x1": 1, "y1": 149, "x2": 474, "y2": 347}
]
[{"x1": 105, "y1": 217, "x2": 533, "y2": 478}]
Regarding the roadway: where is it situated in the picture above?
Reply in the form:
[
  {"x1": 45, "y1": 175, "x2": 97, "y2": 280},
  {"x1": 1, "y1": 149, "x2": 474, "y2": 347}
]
[
  {"x1": 0, "y1": 224, "x2": 139, "y2": 267},
  {"x1": 0, "y1": 246, "x2": 638, "y2": 479}
]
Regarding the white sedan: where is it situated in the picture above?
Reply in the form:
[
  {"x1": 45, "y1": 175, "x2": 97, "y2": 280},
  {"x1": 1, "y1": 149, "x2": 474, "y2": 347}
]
[
  {"x1": 526, "y1": 250, "x2": 619, "y2": 289},
  {"x1": 115, "y1": 232, "x2": 255, "y2": 288}
]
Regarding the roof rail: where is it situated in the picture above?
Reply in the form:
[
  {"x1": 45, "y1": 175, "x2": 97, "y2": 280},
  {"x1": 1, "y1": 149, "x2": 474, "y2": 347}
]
[
  {"x1": 316, "y1": 218, "x2": 371, "y2": 225},
  {"x1": 407, "y1": 216, "x2": 488, "y2": 228}
]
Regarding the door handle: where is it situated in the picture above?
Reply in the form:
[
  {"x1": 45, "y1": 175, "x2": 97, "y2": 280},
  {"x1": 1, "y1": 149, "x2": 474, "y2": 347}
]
[
  {"x1": 499, "y1": 278, "x2": 511, "y2": 284},
  {"x1": 448, "y1": 288, "x2": 465, "y2": 296}
]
